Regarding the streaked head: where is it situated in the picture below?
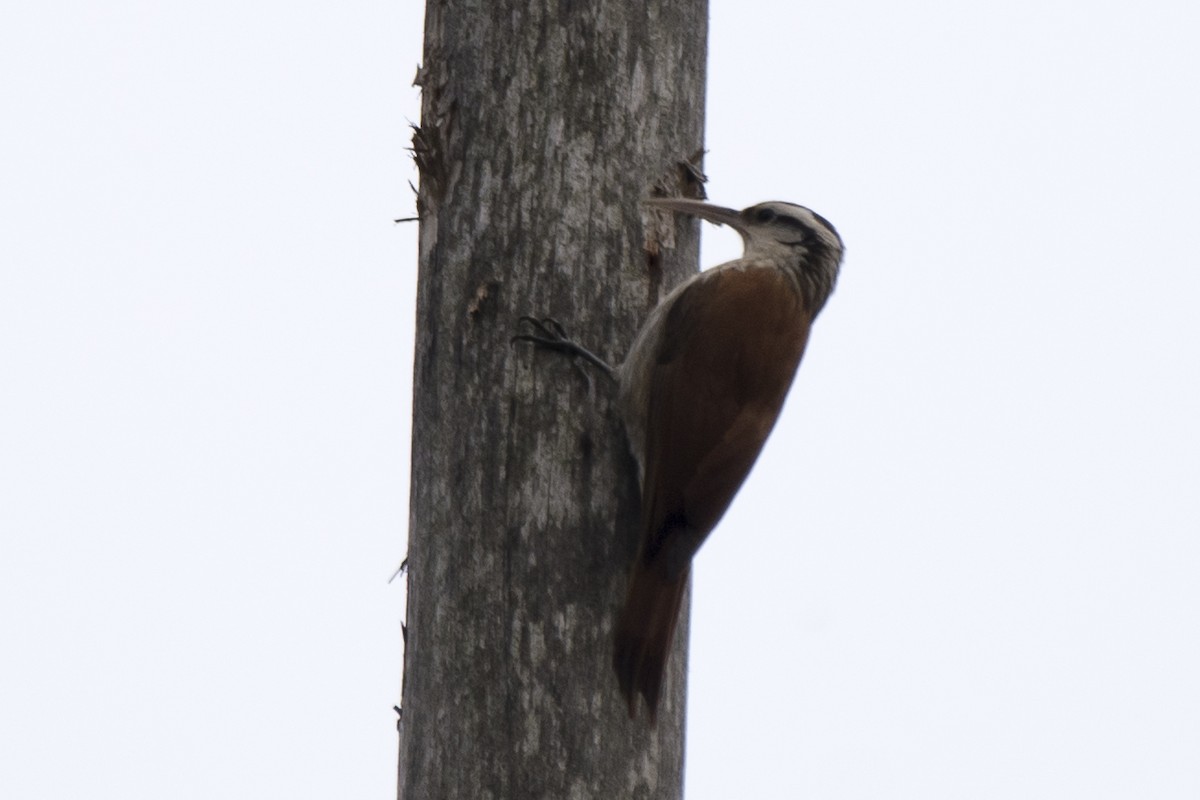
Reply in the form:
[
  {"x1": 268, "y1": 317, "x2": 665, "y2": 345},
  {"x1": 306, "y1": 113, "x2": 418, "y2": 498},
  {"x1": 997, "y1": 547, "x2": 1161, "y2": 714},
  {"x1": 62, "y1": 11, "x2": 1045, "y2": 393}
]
[{"x1": 644, "y1": 197, "x2": 844, "y2": 311}]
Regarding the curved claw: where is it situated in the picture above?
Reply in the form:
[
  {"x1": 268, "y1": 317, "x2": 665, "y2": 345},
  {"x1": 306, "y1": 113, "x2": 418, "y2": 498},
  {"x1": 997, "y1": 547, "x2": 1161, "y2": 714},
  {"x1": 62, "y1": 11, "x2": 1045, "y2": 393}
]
[
  {"x1": 515, "y1": 316, "x2": 568, "y2": 342},
  {"x1": 511, "y1": 314, "x2": 616, "y2": 381}
]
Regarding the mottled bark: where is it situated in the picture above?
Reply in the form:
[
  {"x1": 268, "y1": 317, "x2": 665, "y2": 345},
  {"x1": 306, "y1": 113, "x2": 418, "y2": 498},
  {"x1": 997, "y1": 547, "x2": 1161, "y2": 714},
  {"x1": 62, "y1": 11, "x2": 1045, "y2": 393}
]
[{"x1": 400, "y1": 2, "x2": 707, "y2": 798}]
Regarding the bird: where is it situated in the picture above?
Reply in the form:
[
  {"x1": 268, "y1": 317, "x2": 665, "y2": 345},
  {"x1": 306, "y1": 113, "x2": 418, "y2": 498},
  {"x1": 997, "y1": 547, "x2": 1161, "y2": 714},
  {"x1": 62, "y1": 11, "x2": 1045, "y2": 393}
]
[{"x1": 515, "y1": 197, "x2": 844, "y2": 721}]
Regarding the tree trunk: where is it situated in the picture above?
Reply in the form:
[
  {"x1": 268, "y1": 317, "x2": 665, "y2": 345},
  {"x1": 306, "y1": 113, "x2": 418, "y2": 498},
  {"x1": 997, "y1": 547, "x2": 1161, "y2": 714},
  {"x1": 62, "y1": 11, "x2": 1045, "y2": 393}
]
[{"x1": 399, "y1": 2, "x2": 707, "y2": 798}]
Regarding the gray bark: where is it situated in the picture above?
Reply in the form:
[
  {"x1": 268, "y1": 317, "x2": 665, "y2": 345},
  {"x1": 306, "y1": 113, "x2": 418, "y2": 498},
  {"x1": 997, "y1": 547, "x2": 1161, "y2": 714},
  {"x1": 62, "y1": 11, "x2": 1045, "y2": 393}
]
[{"x1": 400, "y1": 2, "x2": 708, "y2": 798}]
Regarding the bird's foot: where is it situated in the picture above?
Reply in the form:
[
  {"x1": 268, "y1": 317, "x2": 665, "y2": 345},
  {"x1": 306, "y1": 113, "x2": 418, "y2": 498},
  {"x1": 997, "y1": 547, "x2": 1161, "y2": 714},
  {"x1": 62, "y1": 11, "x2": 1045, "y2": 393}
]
[{"x1": 512, "y1": 316, "x2": 615, "y2": 381}]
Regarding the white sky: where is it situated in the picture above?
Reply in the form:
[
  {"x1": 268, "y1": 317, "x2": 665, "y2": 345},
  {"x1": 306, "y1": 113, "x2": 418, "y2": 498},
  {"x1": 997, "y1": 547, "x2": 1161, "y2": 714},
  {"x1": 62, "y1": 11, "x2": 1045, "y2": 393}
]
[{"x1": 2, "y1": 1, "x2": 1198, "y2": 798}]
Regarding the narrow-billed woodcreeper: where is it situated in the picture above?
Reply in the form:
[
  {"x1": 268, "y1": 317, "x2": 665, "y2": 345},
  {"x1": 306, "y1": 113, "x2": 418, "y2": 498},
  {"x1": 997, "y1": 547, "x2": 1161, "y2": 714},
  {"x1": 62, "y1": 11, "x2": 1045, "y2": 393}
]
[{"x1": 516, "y1": 197, "x2": 844, "y2": 721}]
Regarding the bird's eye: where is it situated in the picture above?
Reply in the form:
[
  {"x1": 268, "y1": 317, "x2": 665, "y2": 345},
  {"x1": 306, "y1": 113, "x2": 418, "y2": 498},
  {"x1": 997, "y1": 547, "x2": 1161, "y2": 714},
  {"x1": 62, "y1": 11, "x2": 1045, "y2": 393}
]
[{"x1": 754, "y1": 208, "x2": 776, "y2": 223}]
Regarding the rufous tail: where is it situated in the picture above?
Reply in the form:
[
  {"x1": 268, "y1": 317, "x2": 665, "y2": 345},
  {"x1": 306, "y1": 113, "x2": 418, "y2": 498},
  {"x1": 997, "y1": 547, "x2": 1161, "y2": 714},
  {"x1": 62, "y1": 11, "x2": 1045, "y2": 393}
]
[{"x1": 612, "y1": 563, "x2": 689, "y2": 723}]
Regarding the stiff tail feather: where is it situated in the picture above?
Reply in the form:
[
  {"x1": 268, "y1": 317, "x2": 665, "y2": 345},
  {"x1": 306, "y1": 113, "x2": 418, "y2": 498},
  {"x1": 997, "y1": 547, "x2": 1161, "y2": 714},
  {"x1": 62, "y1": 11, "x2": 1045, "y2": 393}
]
[{"x1": 612, "y1": 564, "x2": 689, "y2": 722}]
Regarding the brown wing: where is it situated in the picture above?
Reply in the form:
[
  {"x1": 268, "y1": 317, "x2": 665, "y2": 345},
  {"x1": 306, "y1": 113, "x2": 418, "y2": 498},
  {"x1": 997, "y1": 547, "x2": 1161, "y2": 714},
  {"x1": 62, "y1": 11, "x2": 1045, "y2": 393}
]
[
  {"x1": 612, "y1": 265, "x2": 812, "y2": 718},
  {"x1": 640, "y1": 265, "x2": 812, "y2": 576}
]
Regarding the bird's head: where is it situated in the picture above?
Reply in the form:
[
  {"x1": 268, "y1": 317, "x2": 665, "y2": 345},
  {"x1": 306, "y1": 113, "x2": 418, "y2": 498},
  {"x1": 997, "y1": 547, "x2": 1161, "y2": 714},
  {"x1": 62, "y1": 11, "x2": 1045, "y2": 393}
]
[{"x1": 644, "y1": 197, "x2": 844, "y2": 312}]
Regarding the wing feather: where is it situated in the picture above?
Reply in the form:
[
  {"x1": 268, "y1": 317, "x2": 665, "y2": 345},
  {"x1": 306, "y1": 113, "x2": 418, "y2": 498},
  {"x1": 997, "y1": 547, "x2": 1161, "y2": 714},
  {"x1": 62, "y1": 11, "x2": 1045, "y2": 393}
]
[
  {"x1": 640, "y1": 266, "x2": 812, "y2": 575},
  {"x1": 613, "y1": 265, "x2": 814, "y2": 717}
]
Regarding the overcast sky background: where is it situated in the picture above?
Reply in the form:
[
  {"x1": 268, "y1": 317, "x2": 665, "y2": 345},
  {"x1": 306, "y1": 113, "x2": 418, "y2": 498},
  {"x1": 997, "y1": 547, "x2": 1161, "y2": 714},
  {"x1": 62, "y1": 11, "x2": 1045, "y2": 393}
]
[{"x1": 3, "y1": 1, "x2": 1198, "y2": 798}]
